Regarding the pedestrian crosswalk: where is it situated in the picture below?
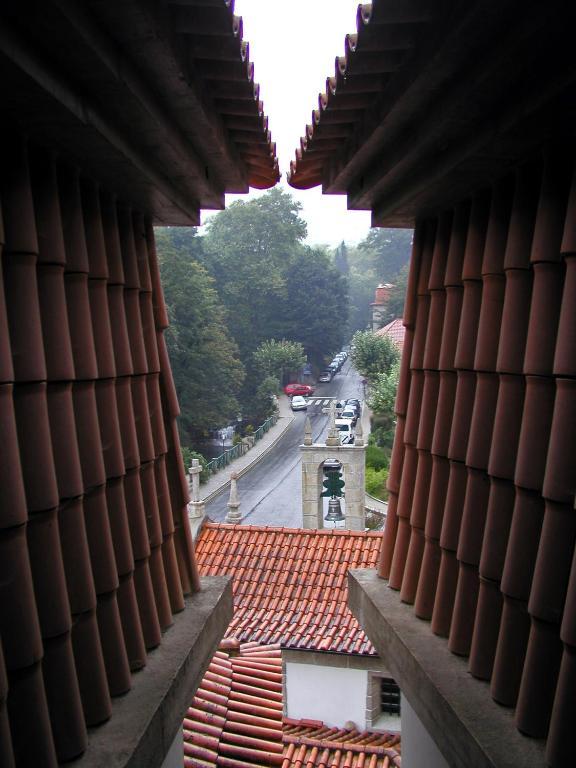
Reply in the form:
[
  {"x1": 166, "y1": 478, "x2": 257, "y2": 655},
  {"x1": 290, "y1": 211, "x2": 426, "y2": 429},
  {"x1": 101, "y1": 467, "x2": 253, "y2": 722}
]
[{"x1": 310, "y1": 398, "x2": 334, "y2": 407}]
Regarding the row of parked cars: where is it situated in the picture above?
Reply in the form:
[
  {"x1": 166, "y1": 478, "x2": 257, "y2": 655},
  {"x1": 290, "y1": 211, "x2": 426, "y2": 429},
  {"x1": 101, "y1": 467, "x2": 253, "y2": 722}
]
[
  {"x1": 318, "y1": 349, "x2": 349, "y2": 382},
  {"x1": 335, "y1": 398, "x2": 361, "y2": 444}
]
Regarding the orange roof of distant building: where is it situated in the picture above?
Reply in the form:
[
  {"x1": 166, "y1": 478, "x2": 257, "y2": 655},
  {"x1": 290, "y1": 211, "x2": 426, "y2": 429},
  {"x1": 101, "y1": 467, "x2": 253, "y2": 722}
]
[
  {"x1": 376, "y1": 318, "x2": 405, "y2": 352},
  {"x1": 195, "y1": 524, "x2": 383, "y2": 655},
  {"x1": 183, "y1": 642, "x2": 401, "y2": 768}
]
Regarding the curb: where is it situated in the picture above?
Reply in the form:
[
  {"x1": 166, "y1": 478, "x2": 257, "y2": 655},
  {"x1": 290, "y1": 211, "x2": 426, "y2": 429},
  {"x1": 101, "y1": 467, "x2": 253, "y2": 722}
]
[
  {"x1": 199, "y1": 414, "x2": 295, "y2": 505},
  {"x1": 365, "y1": 492, "x2": 388, "y2": 513}
]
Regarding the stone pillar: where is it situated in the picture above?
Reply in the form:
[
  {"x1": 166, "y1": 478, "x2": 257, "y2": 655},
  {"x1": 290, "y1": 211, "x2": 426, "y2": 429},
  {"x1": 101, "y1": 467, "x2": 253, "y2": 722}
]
[
  {"x1": 225, "y1": 472, "x2": 241, "y2": 524},
  {"x1": 187, "y1": 458, "x2": 205, "y2": 521}
]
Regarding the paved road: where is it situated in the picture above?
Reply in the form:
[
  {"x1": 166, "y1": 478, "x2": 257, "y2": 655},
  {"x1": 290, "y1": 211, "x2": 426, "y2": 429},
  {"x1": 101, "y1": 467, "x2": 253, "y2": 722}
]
[{"x1": 205, "y1": 360, "x2": 365, "y2": 527}]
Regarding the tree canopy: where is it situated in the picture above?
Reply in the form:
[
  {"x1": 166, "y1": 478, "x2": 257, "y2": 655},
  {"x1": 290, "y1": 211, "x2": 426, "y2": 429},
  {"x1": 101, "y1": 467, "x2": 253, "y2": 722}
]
[
  {"x1": 253, "y1": 339, "x2": 307, "y2": 382},
  {"x1": 156, "y1": 189, "x2": 350, "y2": 438},
  {"x1": 342, "y1": 228, "x2": 412, "y2": 334},
  {"x1": 350, "y1": 329, "x2": 400, "y2": 382},
  {"x1": 156, "y1": 228, "x2": 245, "y2": 442}
]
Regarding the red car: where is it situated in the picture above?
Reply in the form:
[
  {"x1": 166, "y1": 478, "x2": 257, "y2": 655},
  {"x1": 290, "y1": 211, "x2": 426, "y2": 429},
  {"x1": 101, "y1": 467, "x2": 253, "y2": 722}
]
[{"x1": 284, "y1": 383, "x2": 315, "y2": 397}]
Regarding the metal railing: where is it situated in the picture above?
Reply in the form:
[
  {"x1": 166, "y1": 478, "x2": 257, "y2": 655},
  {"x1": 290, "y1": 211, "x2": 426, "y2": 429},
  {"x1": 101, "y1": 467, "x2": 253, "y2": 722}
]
[
  {"x1": 204, "y1": 412, "x2": 279, "y2": 476},
  {"x1": 252, "y1": 412, "x2": 278, "y2": 443}
]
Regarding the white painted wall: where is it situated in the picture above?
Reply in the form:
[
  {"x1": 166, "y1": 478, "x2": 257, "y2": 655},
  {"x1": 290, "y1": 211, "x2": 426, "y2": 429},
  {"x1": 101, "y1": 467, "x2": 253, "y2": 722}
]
[
  {"x1": 161, "y1": 729, "x2": 184, "y2": 768},
  {"x1": 401, "y1": 696, "x2": 449, "y2": 768},
  {"x1": 285, "y1": 661, "x2": 368, "y2": 727}
]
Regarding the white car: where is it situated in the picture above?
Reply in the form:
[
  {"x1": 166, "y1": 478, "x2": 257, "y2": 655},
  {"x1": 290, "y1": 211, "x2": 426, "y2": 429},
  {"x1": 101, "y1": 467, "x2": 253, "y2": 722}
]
[
  {"x1": 291, "y1": 395, "x2": 308, "y2": 411},
  {"x1": 335, "y1": 418, "x2": 354, "y2": 444}
]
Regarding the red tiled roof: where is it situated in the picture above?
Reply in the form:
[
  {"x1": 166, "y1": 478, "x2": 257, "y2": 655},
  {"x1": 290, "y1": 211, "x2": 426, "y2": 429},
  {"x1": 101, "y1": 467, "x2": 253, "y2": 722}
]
[
  {"x1": 282, "y1": 720, "x2": 401, "y2": 768},
  {"x1": 196, "y1": 524, "x2": 383, "y2": 655},
  {"x1": 184, "y1": 642, "x2": 401, "y2": 768},
  {"x1": 376, "y1": 318, "x2": 405, "y2": 352}
]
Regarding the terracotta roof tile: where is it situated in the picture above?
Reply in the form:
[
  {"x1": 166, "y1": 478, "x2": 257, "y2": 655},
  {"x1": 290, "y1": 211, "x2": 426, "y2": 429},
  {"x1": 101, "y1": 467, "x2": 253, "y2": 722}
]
[
  {"x1": 196, "y1": 524, "x2": 382, "y2": 655},
  {"x1": 184, "y1": 643, "x2": 401, "y2": 768}
]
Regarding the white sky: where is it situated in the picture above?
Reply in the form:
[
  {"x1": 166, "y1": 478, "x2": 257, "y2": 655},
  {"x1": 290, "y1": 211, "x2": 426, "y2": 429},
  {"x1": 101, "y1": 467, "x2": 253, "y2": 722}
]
[{"x1": 200, "y1": 0, "x2": 372, "y2": 247}]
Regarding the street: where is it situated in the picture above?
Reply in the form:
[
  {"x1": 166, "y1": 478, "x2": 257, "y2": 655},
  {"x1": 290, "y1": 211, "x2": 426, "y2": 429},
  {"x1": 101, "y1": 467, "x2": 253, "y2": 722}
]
[{"x1": 205, "y1": 360, "x2": 365, "y2": 526}]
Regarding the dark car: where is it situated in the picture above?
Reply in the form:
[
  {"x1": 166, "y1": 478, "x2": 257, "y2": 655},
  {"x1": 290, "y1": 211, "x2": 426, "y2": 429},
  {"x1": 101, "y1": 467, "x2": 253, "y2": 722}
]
[{"x1": 318, "y1": 370, "x2": 333, "y2": 383}]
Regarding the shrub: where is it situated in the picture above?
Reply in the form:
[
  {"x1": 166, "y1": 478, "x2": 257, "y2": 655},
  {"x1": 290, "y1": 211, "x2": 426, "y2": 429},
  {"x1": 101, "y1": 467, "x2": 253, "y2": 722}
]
[
  {"x1": 365, "y1": 444, "x2": 389, "y2": 471},
  {"x1": 365, "y1": 466, "x2": 388, "y2": 500},
  {"x1": 181, "y1": 446, "x2": 210, "y2": 483}
]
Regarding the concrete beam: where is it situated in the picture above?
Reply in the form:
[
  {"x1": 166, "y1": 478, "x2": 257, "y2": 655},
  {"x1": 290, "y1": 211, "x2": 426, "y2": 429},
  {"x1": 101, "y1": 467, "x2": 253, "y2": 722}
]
[
  {"x1": 82, "y1": 576, "x2": 232, "y2": 768},
  {"x1": 348, "y1": 569, "x2": 545, "y2": 768}
]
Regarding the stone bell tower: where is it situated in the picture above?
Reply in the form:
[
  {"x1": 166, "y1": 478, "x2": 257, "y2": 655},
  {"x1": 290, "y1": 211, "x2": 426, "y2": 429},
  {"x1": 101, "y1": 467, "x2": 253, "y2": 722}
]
[{"x1": 300, "y1": 402, "x2": 366, "y2": 531}]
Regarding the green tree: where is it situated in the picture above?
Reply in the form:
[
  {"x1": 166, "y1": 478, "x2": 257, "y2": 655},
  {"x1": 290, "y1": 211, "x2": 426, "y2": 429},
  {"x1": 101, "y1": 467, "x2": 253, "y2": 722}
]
[
  {"x1": 272, "y1": 247, "x2": 349, "y2": 369},
  {"x1": 253, "y1": 339, "x2": 306, "y2": 383},
  {"x1": 345, "y1": 228, "x2": 412, "y2": 335},
  {"x1": 385, "y1": 263, "x2": 409, "y2": 321},
  {"x1": 357, "y1": 228, "x2": 413, "y2": 282},
  {"x1": 156, "y1": 229, "x2": 245, "y2": 443},
  {"x1": 202, "y1": 188, "x2": 307, "y2": 359},
  {"x1": 334, "y1": 241, "x2": 350, "y2": 275},
  {"x1": 368, "y1": 359, "x2": 400, "y2": 451},
  {"x1": 351, "y1": 330, "x2": 400, "y2": 382}
]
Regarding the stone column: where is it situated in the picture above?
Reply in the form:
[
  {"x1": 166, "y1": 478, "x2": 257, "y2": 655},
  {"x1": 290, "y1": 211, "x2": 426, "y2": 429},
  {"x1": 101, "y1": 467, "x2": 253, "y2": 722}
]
[
  {"x1": 187, "y1": 458, "x2": 205, "y2": 521},
  {"x1": 225, "y1": 472, "x2": 242, "y2": 524}
]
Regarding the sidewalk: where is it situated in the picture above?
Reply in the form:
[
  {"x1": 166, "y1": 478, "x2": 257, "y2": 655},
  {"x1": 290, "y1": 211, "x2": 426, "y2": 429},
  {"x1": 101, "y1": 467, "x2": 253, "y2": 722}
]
[{"x1": 194, "y1": 394, "x2": 295, "y2": 505}]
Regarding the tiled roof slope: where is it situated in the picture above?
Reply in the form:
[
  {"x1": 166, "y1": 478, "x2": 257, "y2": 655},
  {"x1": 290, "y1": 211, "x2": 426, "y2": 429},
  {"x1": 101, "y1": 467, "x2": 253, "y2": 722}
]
[
  {"x1": 184, "y1": 642, "x2": 284, "y2": 767},
  {"x1": 376, "y1": 318, "x2": 405, "y2": 352},
  {"x1": 379, "y1": 152, "x2": 576, "y2": 765},
  {"x1": 0, "y1": 1, "x2": 279, "y2": 226},
  {"x1": 0, "y1": 136, "x2": 200, "y2": 765},
  {"x1": 184, "y1": 642, "x2": 402, "y2": 768},
  {"x1": 282, "y1": 720, "x2": 401, "y2": 768},
  {"x1": 196, "y1": 524, "x2": 383, "y2": 655},
  {"x1": 287, "y1": 1, "x2": 576, "y2": 228}
]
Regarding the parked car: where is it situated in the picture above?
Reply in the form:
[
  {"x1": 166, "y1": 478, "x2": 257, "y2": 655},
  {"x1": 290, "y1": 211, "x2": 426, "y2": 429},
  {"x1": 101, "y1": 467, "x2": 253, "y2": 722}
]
[
  {"x1": 341, "y1": 407, "x2": 358, "y2": 425},
  {"x1": 345, "y1": 398, "x2": 361, "y2": 413},
  {"x1": 335, "y1": 418, "x2": 354, "y2": 444},
  {"x1": 318, "y1": 370, "x2": 333, "y2": 383},
  {"x1": 284, "y1": 383, "x2": 315, "y2": 397},
  {"x1": 290, "y1": 395, "x2": 308, "y2": 411},
  {"x1": 328, "y1": 362, "x2": 339, "y2": 375}
]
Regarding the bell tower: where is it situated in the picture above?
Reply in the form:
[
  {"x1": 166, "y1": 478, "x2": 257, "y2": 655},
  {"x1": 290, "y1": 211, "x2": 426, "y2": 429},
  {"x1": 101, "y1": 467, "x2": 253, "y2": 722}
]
[{"x1": 300, "y1": 402, "x2": 366, "y2": 530}]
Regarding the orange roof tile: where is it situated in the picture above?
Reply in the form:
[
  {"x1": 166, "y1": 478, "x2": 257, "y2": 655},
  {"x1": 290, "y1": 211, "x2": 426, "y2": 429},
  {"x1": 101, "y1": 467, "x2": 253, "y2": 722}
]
[
  {"x1": 184, "y1": 643, "x2": 401, "y2": 768},
  {"x1": 195, "y1": 524, "x2": 383, "y2": 655},
  {"x1": 375, "y1": 318, "x2": 405, "y2": 352}
]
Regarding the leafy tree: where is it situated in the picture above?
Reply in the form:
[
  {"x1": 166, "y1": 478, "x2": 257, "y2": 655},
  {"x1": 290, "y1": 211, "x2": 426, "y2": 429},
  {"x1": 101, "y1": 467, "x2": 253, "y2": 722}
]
[
  {"x1": 368, "y1": 359, "x2": 400, "y2": 452},
  {"x1": 351, "y1": 330, "x2": 400, "y2": 382},
  {"x1": 202, "y1": 188, "x2": 307, "y2": 359},
  {"x1": 249, "y1": 376, "x2": 281, "y2": 424},
  {"x1": 385, "y1": 263, "x2": 409, "y2": 321},
  {"x1": 334, "y1": 241, "x2": 350, "y2": 275},
  {"x1": 253, "y1": 339, "x2": 306, "y2": 383},
  {"x1": 270, "y1": 247, "x2": 349, "y2": 369},
  {"x1": 156, "y1": 229, "x2": 245, "y2": 443},
  {"x1": 344, "y1": 228, "x2": 412, "y2": 335},
  {"x1": 357, "y1": 228, "x2": 413, "y2": 282},
  {"x1": 365, "y1": 466, "x2": 388, "y2": 500},
  {"x1": 181, "y1": 447, "x2": 210, "y2": 483}
]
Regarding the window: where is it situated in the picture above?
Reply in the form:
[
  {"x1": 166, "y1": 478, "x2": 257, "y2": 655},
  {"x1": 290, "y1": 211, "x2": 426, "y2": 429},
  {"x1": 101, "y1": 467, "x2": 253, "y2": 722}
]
[
  {"x1": 366, "y1": 672, "x2": 401, "y2": 730},
  {"x1": 380, "y1": 677, "x2": 401, "y2": 716}
]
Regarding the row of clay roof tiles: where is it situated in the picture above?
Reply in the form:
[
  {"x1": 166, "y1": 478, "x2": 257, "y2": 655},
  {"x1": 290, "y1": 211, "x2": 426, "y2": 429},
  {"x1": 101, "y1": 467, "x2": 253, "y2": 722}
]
[
  {"x1": 378, "y1": 148, "x2": 576, "y2": 766},
  {"x1": 0, "y1": 136, "x2": 199, "y2": 765},
  {"x1": 184, "y1": 641, "x2": 401, "y2": 768},
  {"x1": 170, "y1": 0, "x2": 280, "y2": 190},
  {"x1": 287, "y1": 0, "x2": 436, "y2": 191},
  {"x1": 195, "y1": 524, "x2": 383, "y2": 656}
]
